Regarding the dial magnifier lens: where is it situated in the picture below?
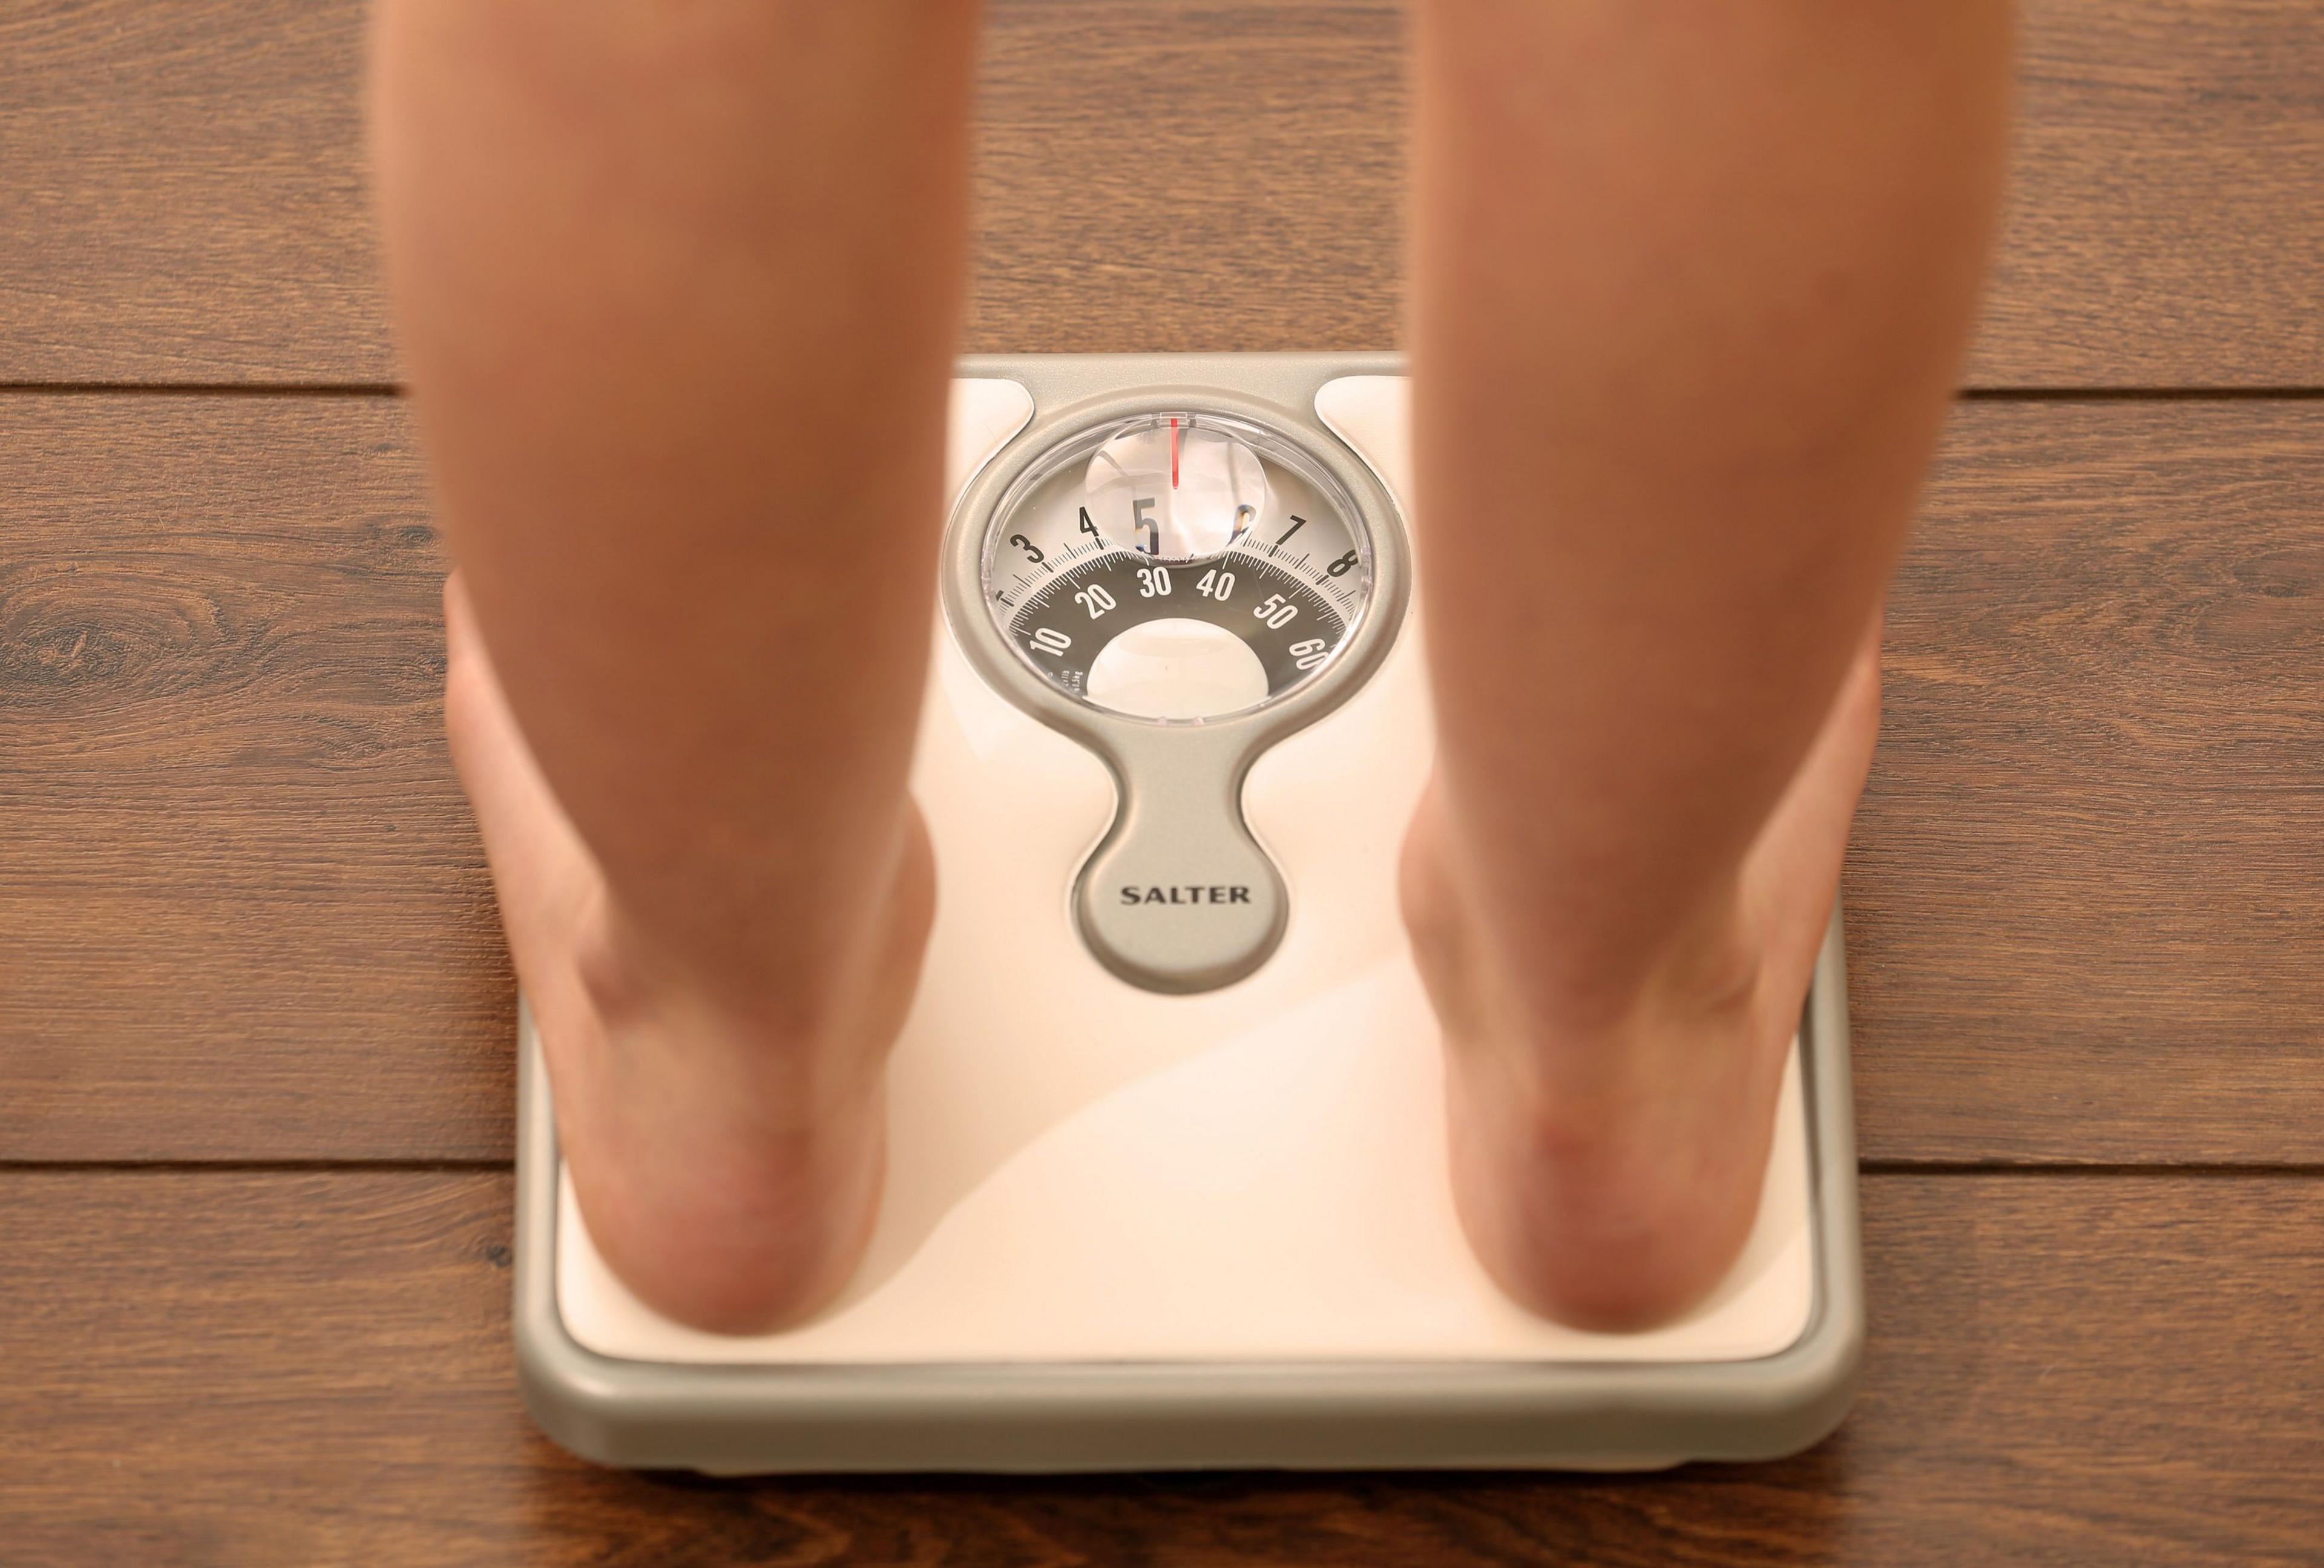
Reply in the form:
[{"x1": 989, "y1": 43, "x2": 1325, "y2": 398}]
[
  {"x1": 1085, "y1": 418, "x2": 1270, "y2": 562},
  {"x1": 1084, "y1": 617, "x2": 1270, "y2": 720}
]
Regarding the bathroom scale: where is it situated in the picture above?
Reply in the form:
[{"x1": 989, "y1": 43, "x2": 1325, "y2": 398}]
[{"x1": 513, "y1": 353, "x2": 1864, "y2": 1474}]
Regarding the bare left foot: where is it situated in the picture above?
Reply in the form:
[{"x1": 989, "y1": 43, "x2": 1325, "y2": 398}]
[{"x1": 1404, "y1": 629, "x2": 1880, "y2": 1330}]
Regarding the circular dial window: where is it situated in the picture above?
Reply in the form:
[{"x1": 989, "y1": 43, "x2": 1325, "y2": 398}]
[{"x1": 980, "y1": 413, "x2": 1373, "y2": 723}]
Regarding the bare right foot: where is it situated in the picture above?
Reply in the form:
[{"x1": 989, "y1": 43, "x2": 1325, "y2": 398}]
[
  {"x1": 444, "y1": 577, "x2": 931, "y2": 1333},
  {"x1": 1404, "y1": 630, "x2": 1881, "y2": 1330},
  {"x1": 373, "y1": 2, "x2": 978, "y2": 1333}
]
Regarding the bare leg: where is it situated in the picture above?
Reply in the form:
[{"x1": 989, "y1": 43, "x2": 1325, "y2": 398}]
[
  {"x1": 371, "y1": 1, "x2": 978, "y2": 1330},
  {"x1": 1408, "y1": 1, "x2": 2011, "y2": 1327}
]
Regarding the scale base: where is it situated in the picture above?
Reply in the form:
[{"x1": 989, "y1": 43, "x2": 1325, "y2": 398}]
[{"x1": 511, "y1": 355, "x2": 1863, "y2": 1474}]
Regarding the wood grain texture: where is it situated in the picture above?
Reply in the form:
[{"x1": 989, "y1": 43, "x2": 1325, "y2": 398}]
[
  {"x1": 967, "y1": 0, "x2": 1405, "y2": 356},
  {"x1": 0, "y1": 395, "x2": 513, "y2": 1160},
  {"x1": 3, "y1": 396, "x2": 2319, "y2": 1163},
  {"x1": 1850, "y1": 399, "x2": 2324, "y2": 1161},
  {"x1": 1989, "y1": 0, "x2": 2324, "y2": 387},
  {"x1": 2, "y1": 0, "x2": 2320, "y2": 386},
  {"x1": 0, "y1": 1171, "x2": 2316, "y2": 1566},
  {"x1": 0, "y1": 0, "x2": 381, "y2": 384}
]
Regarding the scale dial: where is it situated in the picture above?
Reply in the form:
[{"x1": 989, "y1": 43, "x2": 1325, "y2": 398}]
[
  {"x1": 980, "y1": 413, "x2": 1373, "y2": 724},
  {"x1": 951, "y1": 399, "x2": 1401, "y2": 997}
]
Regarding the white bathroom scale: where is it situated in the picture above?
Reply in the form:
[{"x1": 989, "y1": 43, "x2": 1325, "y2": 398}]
[{"x1": 513, "y1": 353, "x2": 1863, "y2": 1474}]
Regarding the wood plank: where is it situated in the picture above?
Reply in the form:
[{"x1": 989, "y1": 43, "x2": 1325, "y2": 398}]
[
  {"x1": 0, "y1": 0, "x2": 382, "y2": 385},
  {"x1": 967, "y1": 0, "x2": 1405, "y2": 358},
  {"x1": 0, "y1": 395, "x2": 513, "y2": 1160},
  {"x1": 1, "y1": 0, "x2": 2319, "y2": 387},
  {"x1": 1852, "y1": 401, "x2": 2324, "y2": 1161},
  {"x1": 1988, "y1": 0, "x2": 2324, "y2": 387},
  {"x1": 4, "y1": 397, "x2": 2320, "y2": 1161},
  {"x1": 1, "y1": 1171, "x2": 2316, "y2": 1564}
]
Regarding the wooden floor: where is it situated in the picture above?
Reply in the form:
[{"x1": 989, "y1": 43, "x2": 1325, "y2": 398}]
[{"x1": 4, "y1": 2, "x2": 2320, "y2": 1563}]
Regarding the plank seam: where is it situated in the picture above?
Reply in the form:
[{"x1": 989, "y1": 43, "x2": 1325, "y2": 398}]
[
  {"x1": 2, "y1": 1158, "x2": 2319, "y2": 1176},
  {"x1": 0, "y1": 382, "x2": 402, "y2": 397},
  {"x1": 0, "y1": 1158, "x2": 513, "y2": 1173},
  {"x1": 1860, "y1": 1160, "x2": 2324, "y2": 1178},
  {"x1": 1, "y1": 383, "x2": 2322, "y2": 401},
  {"x1": 1957, "y1": 386, "x2": 2324, "y2": 402}
]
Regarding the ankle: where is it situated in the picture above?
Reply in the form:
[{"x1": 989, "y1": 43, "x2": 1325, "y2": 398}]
[
  {"x1": 566, "y1": 885, "x2": 911, "y2": 1133},
  {"x1": 576, "y1": 807, "x2": 935, "y2": 1058},
  {"x1": 1402, "y1": 786, "x2": 1766, "y2": 1077}
]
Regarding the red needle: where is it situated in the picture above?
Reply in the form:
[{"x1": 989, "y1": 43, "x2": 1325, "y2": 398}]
[{"x1": 1170, "y1": 417, "x2": 1180, "y2": 488}]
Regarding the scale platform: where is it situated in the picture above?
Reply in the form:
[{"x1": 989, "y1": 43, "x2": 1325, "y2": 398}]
[{"x1": 513, "y1": 353, "x2": 1863, "y2": 1474}]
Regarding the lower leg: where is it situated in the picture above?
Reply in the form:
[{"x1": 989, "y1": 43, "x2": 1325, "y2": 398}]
[
  {"x1": 371, "y1": 1, "x2": 979, "y2": 1330},
  {"x1": 1408, "y1": 0, "x2": 2011, "y2": 1326}
]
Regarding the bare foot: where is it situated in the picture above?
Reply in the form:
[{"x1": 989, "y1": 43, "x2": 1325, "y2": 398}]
[
  {"x1": 1403, "y1": 629, "x2": 1881, "y2": 1330},
  {"x1": 442, "y1": 575, "x2": 931, "y2": 1333}
]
